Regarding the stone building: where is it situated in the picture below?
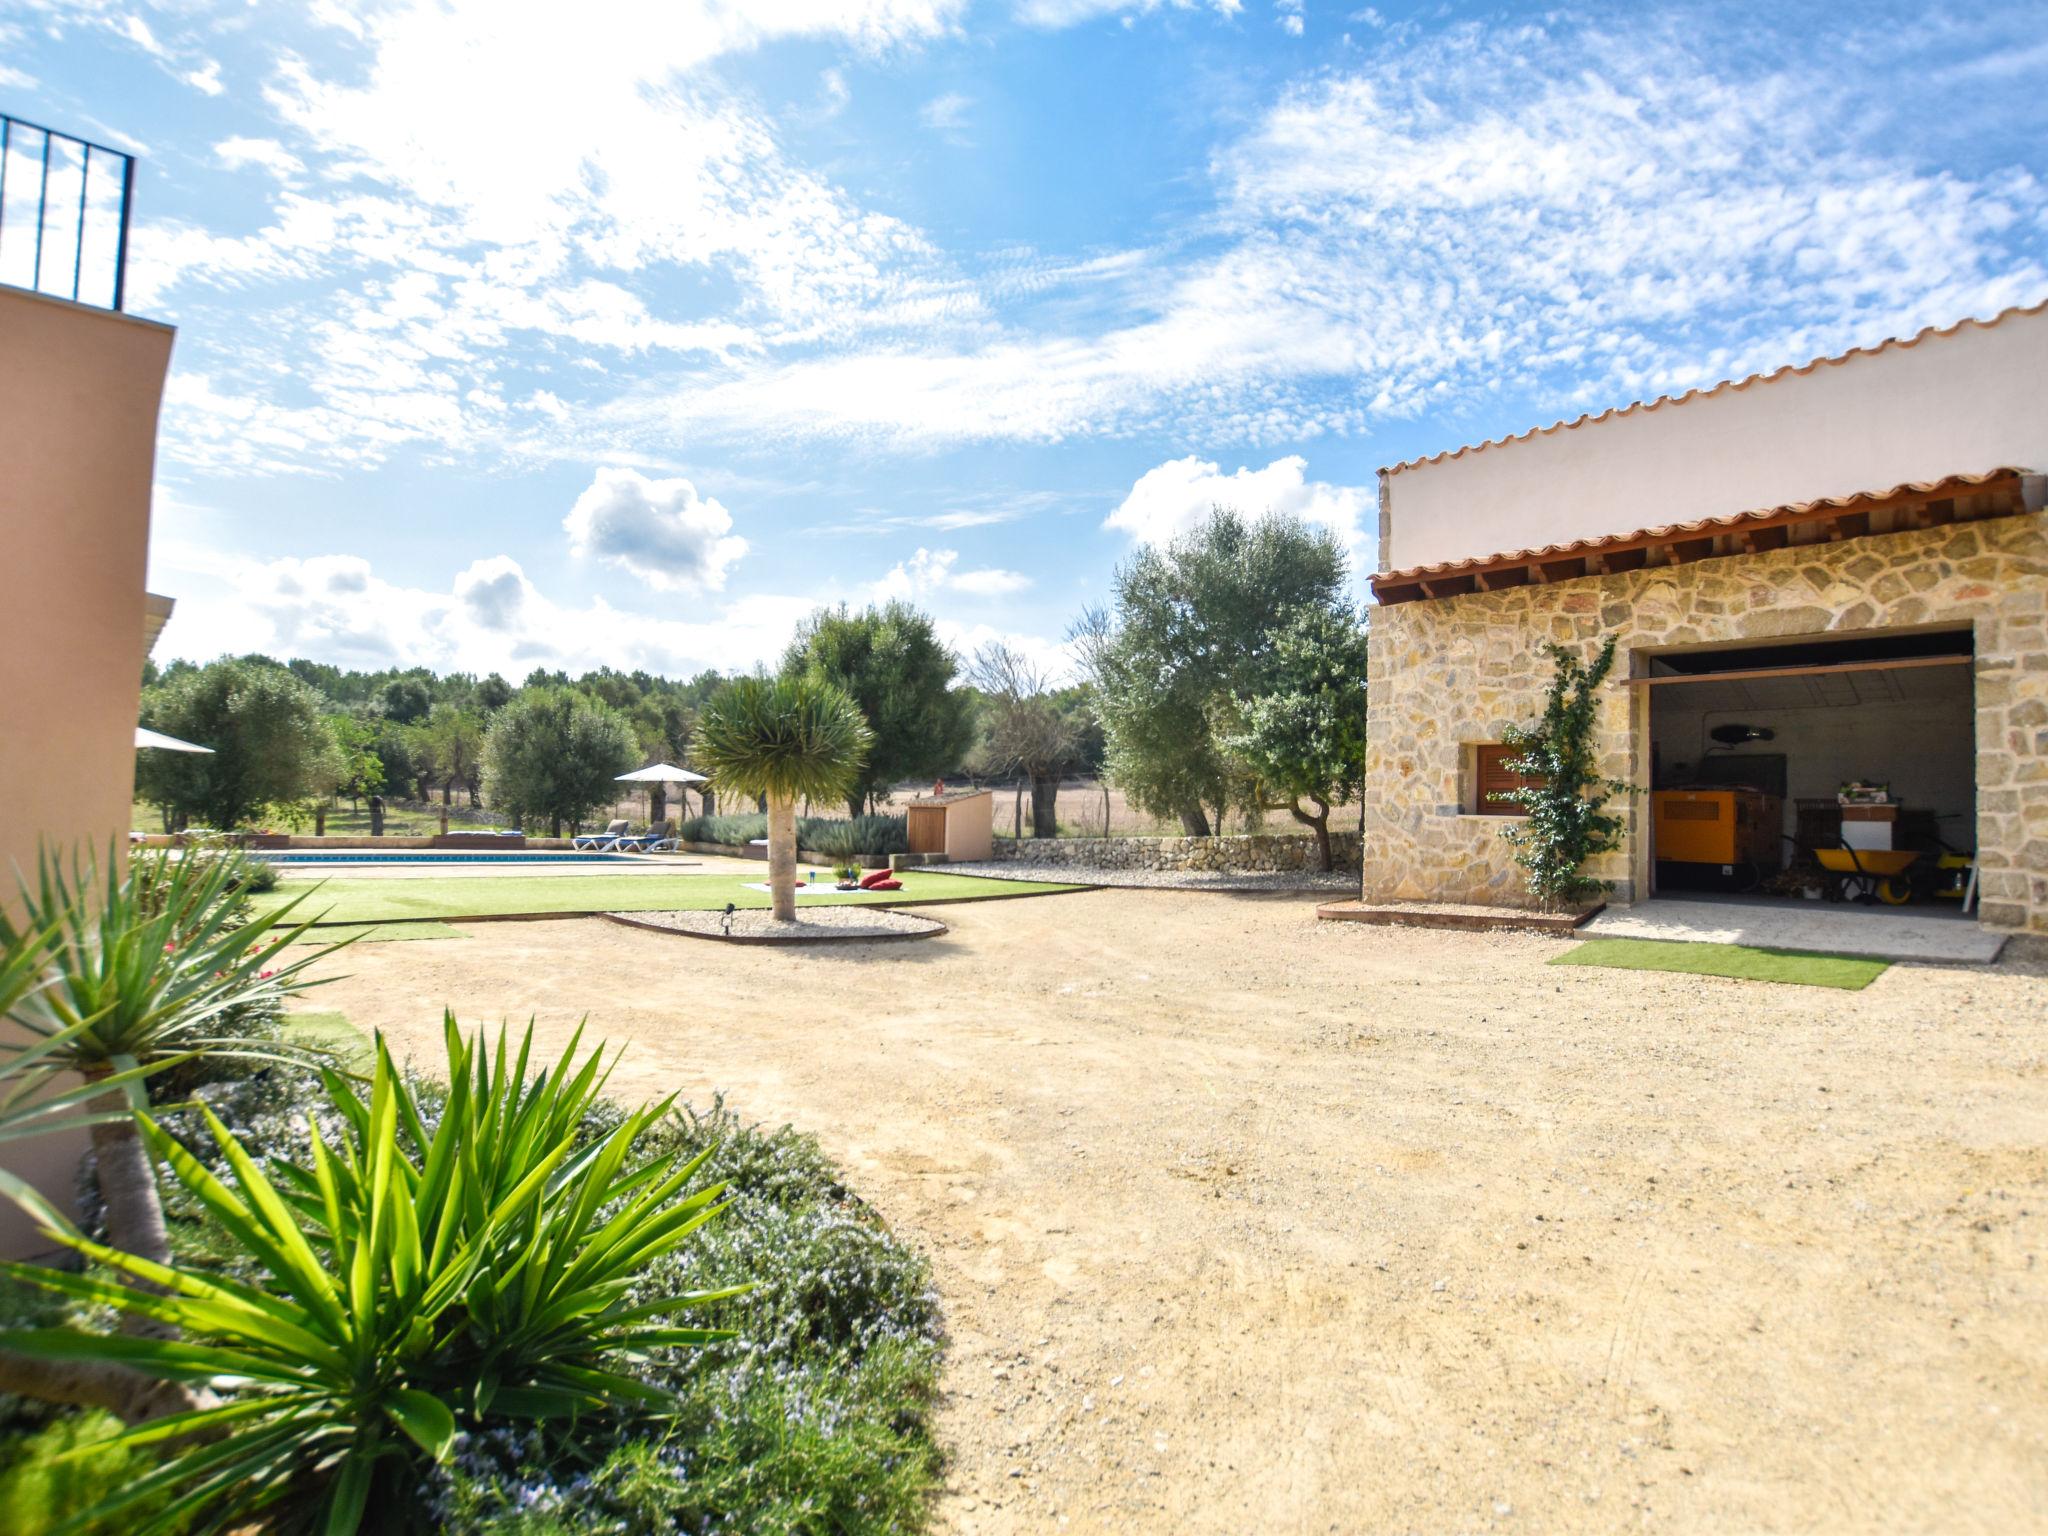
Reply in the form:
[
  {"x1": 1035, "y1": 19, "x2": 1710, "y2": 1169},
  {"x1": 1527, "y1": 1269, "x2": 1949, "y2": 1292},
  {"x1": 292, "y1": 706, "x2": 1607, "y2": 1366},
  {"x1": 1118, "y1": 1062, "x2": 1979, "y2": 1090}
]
[{"x1": 1362, "y1": 301, "x2": 2048, "y2": 936}]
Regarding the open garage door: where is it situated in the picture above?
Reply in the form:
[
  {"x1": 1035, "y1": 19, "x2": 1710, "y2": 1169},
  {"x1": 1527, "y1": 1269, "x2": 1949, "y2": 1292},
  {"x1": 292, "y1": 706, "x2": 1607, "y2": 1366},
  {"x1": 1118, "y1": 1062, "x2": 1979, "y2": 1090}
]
[{"x1": 1635, "y1": 629, "x2": 1977, "y2": 915}]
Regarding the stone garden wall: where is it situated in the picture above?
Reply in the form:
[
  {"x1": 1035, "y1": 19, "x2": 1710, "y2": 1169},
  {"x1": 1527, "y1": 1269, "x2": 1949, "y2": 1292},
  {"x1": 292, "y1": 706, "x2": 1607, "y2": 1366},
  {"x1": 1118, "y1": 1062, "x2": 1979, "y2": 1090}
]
[
  {"x1": 1363, "y1": 510, "x2": 2048, "y2": 933},
  {"x1": 987, "y1": 831, "x2": 1362, "y2": 872}
]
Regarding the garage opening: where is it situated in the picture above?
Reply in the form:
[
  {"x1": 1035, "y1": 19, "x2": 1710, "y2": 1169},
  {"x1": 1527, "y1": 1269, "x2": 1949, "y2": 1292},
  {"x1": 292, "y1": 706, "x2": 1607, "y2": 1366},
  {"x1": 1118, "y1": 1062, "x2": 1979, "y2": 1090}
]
[{"x1": 1639, "y1": 628, "x2": 1977, "y2": 917}]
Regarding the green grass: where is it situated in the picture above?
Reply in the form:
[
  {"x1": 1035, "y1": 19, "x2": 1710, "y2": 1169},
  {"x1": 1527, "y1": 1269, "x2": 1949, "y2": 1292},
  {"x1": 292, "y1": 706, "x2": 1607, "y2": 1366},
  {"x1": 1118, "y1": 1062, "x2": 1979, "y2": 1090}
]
[
  {"x1": 278, "y1": 1010, "x2": 376, "y2": 1073},
  {"x1": 307, "y1": 920, "x2": 467, "y2": 944},
  {"x1": 255, "y1": 869, "x2": 1080, "y2": 926},
  {"x1": 1551, "y1": 937, "x2": 1890, "y2": 990}
]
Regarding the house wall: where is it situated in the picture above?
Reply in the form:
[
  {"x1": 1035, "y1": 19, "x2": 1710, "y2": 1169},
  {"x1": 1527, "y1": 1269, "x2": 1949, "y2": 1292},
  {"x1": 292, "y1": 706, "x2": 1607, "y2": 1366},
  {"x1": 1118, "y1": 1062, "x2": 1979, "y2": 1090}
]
[
  {"x1": 1362, "y1": 511, "x2": 2048, "y2": 933},
  {"x1": 1381, "y1": 305, "x2": 2048, "y2": 574},
  {"x1": 0, "y1": 287, "x2": 176, "y2": 1259}
]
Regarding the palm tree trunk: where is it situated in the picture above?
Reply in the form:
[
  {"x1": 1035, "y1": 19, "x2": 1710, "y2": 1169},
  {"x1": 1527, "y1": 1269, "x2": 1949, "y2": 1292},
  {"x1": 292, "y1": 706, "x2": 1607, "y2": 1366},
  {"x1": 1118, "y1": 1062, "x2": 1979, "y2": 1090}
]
[
  {"x1": 767, "y1": 793, "x2": 799, "y2": 922},
  {"x1": 84, "y1": 1074, "x2": 176, "y2": 1340},
  {"x1": 86, "y1": 1082, "x2": 170, "y2": 1272},
  {"x1": 0, "y1": 1351, "x2": 209, "y2": 1424}
]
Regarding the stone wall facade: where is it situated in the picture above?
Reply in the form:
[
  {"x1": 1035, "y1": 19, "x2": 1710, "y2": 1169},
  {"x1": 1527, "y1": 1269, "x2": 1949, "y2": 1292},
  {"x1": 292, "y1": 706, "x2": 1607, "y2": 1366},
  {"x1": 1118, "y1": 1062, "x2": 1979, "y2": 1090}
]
[
  {"x1": 1363, "y1": 511, "x2": 2048, "y2": 934},
  {"x1": 988, "y1": 830, "x2": 1363, "y2": 873}
]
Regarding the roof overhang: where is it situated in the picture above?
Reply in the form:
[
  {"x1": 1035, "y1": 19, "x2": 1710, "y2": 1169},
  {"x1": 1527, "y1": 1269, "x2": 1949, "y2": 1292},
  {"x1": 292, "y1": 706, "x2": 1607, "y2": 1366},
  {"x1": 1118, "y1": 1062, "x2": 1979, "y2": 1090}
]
[
  {"x1": 1370, "y1": 468, "x2": 2042, "y2": 607},
  {"x1": 143, "y1": 592, "x2": 175, "y2": 659}
]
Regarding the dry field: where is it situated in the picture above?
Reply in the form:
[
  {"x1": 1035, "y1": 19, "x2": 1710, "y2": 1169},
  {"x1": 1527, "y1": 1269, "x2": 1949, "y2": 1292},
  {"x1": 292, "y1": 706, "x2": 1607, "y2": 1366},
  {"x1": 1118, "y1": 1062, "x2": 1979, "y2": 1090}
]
[
  {"x1": 875, "y1": 779, "x2": 1198, "y2": 839},
  {"x1": 303, "y1": 889, "x2": 2048, "y2": 1535}
]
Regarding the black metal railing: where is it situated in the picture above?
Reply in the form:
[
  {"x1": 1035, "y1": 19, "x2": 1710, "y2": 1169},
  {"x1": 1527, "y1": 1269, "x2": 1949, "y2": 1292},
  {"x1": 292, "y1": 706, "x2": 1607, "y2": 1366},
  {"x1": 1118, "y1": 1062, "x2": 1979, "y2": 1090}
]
[{"x1": 0, "y1": 112, "x2": 136, "y2": 311}]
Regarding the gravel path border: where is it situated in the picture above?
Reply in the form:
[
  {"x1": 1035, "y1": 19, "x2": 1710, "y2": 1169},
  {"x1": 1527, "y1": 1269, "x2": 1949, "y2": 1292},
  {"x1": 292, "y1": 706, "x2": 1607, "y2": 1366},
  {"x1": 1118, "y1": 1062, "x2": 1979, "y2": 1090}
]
[
  {"x1": 940, "y1": 861, "x2": 1356, "y2": 893},
  {"x1": 604, "y1": 907, "x2": 947, "y2": 945}
]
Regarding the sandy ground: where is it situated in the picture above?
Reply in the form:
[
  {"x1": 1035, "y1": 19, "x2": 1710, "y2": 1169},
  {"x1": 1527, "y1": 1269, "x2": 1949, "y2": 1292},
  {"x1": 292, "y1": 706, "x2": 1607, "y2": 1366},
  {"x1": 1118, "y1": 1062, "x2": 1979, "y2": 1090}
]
[{"x1": 303, "y1": 890, "x2": 2048, "y2": 1535}]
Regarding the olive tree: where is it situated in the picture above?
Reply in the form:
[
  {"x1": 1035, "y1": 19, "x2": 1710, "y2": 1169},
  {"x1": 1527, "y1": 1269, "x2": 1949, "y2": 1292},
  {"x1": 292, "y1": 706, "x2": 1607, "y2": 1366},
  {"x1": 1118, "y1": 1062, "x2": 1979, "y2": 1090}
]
[
  {"x1": 136, "y1": 659, "x2": 340, "y2": 830},
  {"x1": 481, "y1": 687, "x2": 636, "y2": 836},
  {"x1": 1220, "y1": 603, "x2": 1369, "y2": 870},
  {"x1": 1078, "y1": 508, "x2": 1350, "y2": 835}
]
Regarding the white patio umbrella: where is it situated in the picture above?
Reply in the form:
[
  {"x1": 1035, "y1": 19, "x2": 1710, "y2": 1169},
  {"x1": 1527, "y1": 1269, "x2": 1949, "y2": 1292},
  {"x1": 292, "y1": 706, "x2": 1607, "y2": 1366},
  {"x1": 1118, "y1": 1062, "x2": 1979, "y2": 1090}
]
[
  {"x1": 136, "y1": 726, "x2": 213, "y2": 753},
  {"x1": 614, "y1": 762, "x2": 708, "y2": 837}
]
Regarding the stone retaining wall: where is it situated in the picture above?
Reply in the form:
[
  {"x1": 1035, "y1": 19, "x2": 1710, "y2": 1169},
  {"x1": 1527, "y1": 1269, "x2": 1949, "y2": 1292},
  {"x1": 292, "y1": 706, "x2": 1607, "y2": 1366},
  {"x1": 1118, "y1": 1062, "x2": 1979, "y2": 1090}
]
[{"x1": 987, "y1": 831, "x2": 1362, "y2": 872}]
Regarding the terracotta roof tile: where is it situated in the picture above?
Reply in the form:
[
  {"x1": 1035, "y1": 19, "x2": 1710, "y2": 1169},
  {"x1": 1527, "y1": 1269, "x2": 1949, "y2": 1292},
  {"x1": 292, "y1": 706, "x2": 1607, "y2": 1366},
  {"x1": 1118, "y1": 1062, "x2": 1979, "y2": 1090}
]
[
  {"x1": 1374, "y1": 468, "x2": 2033, "y2": 586},
  {"x1": 1380, "y1": 299, "x2": 2048, "y2": 478}
]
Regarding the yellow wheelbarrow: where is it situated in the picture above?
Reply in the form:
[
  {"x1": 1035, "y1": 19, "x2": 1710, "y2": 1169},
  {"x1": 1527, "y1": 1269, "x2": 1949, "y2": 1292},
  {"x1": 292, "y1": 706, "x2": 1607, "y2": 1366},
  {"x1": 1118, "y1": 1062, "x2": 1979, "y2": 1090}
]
[{"x1": 1814, "y1": 846, "x2": 1919, "y2": 906}]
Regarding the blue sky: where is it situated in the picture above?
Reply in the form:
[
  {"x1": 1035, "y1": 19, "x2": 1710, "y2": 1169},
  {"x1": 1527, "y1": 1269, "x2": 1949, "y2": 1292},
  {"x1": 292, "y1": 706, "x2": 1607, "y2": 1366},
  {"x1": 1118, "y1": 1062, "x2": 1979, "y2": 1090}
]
[{"x1": 8, "y1": 0, "x2": 2047, "y2": 681}]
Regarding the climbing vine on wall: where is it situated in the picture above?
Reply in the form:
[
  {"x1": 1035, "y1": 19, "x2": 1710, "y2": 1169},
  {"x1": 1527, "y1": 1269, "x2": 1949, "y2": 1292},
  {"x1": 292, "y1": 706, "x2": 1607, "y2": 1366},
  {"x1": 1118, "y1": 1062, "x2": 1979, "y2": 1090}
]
[{"x1": 1492, "y1": 635, "x2": 1633, "y2": 911}]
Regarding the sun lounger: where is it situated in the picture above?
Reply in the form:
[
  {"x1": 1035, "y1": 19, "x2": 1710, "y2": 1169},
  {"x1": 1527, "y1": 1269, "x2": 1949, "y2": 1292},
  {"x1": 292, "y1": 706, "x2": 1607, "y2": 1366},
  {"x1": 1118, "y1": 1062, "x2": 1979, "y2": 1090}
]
[
  {"x1": 573, "y1": 819, "x2": 629, "y2": 850},
  {"x1": 609, "y1": 819, "x2": 672, "y2": 852}
]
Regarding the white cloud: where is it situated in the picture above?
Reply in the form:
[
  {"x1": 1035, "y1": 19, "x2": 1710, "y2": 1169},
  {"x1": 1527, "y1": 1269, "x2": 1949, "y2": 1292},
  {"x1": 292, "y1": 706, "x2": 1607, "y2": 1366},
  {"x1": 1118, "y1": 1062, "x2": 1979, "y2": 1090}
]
[
  {"x1": 184, "y1": 59, "x2": 224, "y2": 95},
  {"x1": 1015, "y1": 0, "x2": 1241, "y2": 26},
  {"x1": 648, "y1": 16, "x2": 2048, "y2": 453},
  {"x1": 563, "y1": 467, "x2": 749, "y2": 593},
  {"x1": 1106, "y1": 454, "x2": 1373, "y2": 558},
  {"x1": 919, "y1": 91, "x2": 973, "y2": 138},
  {"x1": 155, "y1": 549, "x2": 818, "y2": 677},
  {"x1": 868, "y1": 547, "x2": 1032, "y2": 601},
  {"x1": 215, "y1": 137, "x2": 303, "y2": 179}
]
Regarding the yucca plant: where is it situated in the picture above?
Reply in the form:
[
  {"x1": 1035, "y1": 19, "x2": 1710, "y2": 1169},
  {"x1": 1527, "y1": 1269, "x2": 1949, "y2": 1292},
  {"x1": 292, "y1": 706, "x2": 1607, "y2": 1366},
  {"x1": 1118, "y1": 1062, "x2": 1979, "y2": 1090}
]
[
  {"x1": 695, "y1": 677, "x2": 873, "y2": 921},
  {"x1": 0, "y1": 846, "x2": 346, "y2": 1272},
  {"x1": 0, "y1": 1017, "x2": 747, "y2": 1534}
]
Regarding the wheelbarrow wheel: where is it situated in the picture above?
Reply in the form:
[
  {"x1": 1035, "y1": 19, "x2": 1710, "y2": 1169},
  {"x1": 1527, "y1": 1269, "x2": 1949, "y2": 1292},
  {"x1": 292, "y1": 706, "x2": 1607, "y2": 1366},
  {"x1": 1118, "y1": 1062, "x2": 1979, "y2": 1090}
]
[{"x1": 1876, "y1": 877, "x2": 1912, "y2": 906}]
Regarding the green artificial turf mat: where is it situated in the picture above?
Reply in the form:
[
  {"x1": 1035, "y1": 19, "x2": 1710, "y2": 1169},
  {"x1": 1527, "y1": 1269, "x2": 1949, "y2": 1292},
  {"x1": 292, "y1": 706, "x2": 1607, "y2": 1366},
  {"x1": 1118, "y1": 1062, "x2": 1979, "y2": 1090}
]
[
  {"x1": 278, "y1": 1011, "x2": 375, "y2": 1073},
  {"x1": 254, "y1": 870, "x2": 1082, "y2": 926},
  {"x1": 1550, "y1": 937, "x2": 1889, "y2": 990}
]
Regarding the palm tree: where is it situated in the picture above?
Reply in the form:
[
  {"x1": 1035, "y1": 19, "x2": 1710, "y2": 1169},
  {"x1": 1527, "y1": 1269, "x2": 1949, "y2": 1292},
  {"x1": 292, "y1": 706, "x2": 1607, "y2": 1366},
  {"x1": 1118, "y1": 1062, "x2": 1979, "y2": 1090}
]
[{"x1": 694, "y1": 677, "x2": 873, "y2": 922}]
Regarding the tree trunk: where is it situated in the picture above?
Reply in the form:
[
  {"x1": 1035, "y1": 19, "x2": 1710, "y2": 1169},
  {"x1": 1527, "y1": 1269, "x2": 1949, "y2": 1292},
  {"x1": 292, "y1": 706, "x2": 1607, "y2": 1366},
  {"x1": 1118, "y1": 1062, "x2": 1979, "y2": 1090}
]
[
  {"x1": 846, "y1": 791, "x2": 865, "y2": 820},
  {"x1": 701, "y1": 789, "x2": 715, "y2": 817},
  {"x1": 84, "y1": 1079, "x2": 175, "y2": 1339},
  {"x1": 1029, "y1": 771, "x2": 1060, "y2": 838},
  {"x1": 0, "y1": 1351, "x2": 209, "y2": 1424},
  {"x1": 442, "y1": 780, "x2": 451, "y2": 806},
  {"x1": 550, "y1": 814, "x2": 563, "y2": 838},
  {"x1": 651, "y1": 787, "x2": 667, "y2": 824},
  {"x1": 767, "y1": 793, "x2": 798, "y2": 922},
  {"x1": 87, "y1": 1089, "x2": 170, "y2": 1275},
  {"x1": 1178, "y1": 803, "x2": 1212, "y2": 836},
  {"x1": 1288, "y1": 797, "x2": 1334, "y2": 871}
]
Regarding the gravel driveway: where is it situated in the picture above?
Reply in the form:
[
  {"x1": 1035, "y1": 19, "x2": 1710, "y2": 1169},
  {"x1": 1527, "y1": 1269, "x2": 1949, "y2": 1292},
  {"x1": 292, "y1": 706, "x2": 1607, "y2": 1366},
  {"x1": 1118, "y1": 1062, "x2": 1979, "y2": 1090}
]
[{"x1": 306, "y1": 889, "x2": 2048, "y2": 1534}]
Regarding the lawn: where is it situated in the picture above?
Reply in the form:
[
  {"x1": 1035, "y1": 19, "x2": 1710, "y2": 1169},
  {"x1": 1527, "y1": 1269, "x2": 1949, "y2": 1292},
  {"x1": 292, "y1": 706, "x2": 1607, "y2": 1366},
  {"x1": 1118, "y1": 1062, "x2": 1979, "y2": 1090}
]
[
  {"x1": 257, "y1": 869, "x2": 1081, "y2": 926},
  {"x1": 1550, "y1": 936, "x2": 1891, "y2": 990}
]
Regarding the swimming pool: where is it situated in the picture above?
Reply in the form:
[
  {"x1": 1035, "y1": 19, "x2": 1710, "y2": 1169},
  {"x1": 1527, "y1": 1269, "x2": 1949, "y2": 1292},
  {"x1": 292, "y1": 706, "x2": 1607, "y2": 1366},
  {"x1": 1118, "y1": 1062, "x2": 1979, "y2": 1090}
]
[{"x1": 254, "y1": 851, "x2": 646, "y2": 867}]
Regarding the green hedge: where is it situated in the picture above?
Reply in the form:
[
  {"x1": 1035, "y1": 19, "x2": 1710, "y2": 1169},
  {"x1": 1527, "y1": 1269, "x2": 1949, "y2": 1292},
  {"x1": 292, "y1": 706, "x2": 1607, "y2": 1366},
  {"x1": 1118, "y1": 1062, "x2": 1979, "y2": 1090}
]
[{"x1": 677, "y1": 813, "x2": 908, "y2": 857}]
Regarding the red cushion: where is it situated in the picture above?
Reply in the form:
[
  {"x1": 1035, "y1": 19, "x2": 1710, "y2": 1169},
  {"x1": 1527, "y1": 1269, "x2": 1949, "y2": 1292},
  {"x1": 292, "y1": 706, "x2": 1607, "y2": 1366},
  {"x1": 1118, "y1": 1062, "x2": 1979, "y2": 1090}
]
[
  {"x1": 867, "y1": 878, "x2": 902, "y2": 891},
  {"x1": 858, "y1": 869, "x2": 894, "y2": 889}
]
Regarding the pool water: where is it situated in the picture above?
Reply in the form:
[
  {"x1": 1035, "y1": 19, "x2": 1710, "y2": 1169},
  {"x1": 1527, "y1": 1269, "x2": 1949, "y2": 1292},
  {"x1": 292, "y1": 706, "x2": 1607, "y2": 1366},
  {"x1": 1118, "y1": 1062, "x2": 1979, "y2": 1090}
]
[{"x1": 254, "y1": 851, "x2": 646, "y2": 867}]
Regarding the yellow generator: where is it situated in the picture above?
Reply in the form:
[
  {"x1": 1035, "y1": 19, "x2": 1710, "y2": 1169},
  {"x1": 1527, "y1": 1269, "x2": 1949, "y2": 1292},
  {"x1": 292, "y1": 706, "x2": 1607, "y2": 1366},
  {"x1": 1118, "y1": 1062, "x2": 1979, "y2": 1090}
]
[{"x1": 1653, "y1": 788, "x2": 1782, "y2": 871}]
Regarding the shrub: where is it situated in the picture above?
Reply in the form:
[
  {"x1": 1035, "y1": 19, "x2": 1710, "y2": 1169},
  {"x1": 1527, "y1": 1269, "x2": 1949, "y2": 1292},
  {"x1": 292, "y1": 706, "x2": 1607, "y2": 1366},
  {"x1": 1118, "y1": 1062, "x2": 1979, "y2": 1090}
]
[
  {"x1": 0, "y1": 1019, "x2": 744, "y2": 1534},
  {"x1": 1492, "y1": 636, "x2": 1633, "y2": 911},
  {"x1": 677, "y1": 811, "x2": 768, "y2": 846},
  {"x1": 805, "y1": 814, "x2": 909, "y2": 860},
  {"x1": 427, "y1": 1098, "x2": 941, "y2": 1533},
  {"x1": 676, "y1": 812, "x2": 907, "y2": 858}
]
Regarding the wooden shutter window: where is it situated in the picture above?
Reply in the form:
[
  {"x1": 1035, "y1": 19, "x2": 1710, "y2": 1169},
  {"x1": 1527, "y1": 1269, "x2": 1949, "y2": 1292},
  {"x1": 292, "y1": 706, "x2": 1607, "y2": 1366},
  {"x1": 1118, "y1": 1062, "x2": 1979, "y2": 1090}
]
[{"x1": 1474, "y1": 743, "x2": 1542, "y2": 816}]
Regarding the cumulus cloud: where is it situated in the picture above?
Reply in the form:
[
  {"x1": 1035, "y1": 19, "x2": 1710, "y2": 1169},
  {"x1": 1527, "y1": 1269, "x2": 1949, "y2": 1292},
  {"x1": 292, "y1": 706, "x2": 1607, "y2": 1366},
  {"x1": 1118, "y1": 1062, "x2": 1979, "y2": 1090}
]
[
  {"x1": 158, "y1": 549, "x2": 820, "y2": 677},
  {"x1": 1105, "y1": 454, "x2": 1373, "y2": 558},
  {"x1": 868, "y1": 547, "x2": 1032, "y2": 601},
  {"x1": 563, "y1": 467, "x2": 749, "y2": 593}
]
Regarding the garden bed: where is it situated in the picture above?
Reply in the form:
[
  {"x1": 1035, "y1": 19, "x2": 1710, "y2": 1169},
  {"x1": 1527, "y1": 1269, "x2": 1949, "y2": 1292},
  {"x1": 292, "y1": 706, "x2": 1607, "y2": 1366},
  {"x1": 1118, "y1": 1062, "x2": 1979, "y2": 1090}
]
[{"x1": 0, "y1": 1045, "x2": 945, "y2": 1534}]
